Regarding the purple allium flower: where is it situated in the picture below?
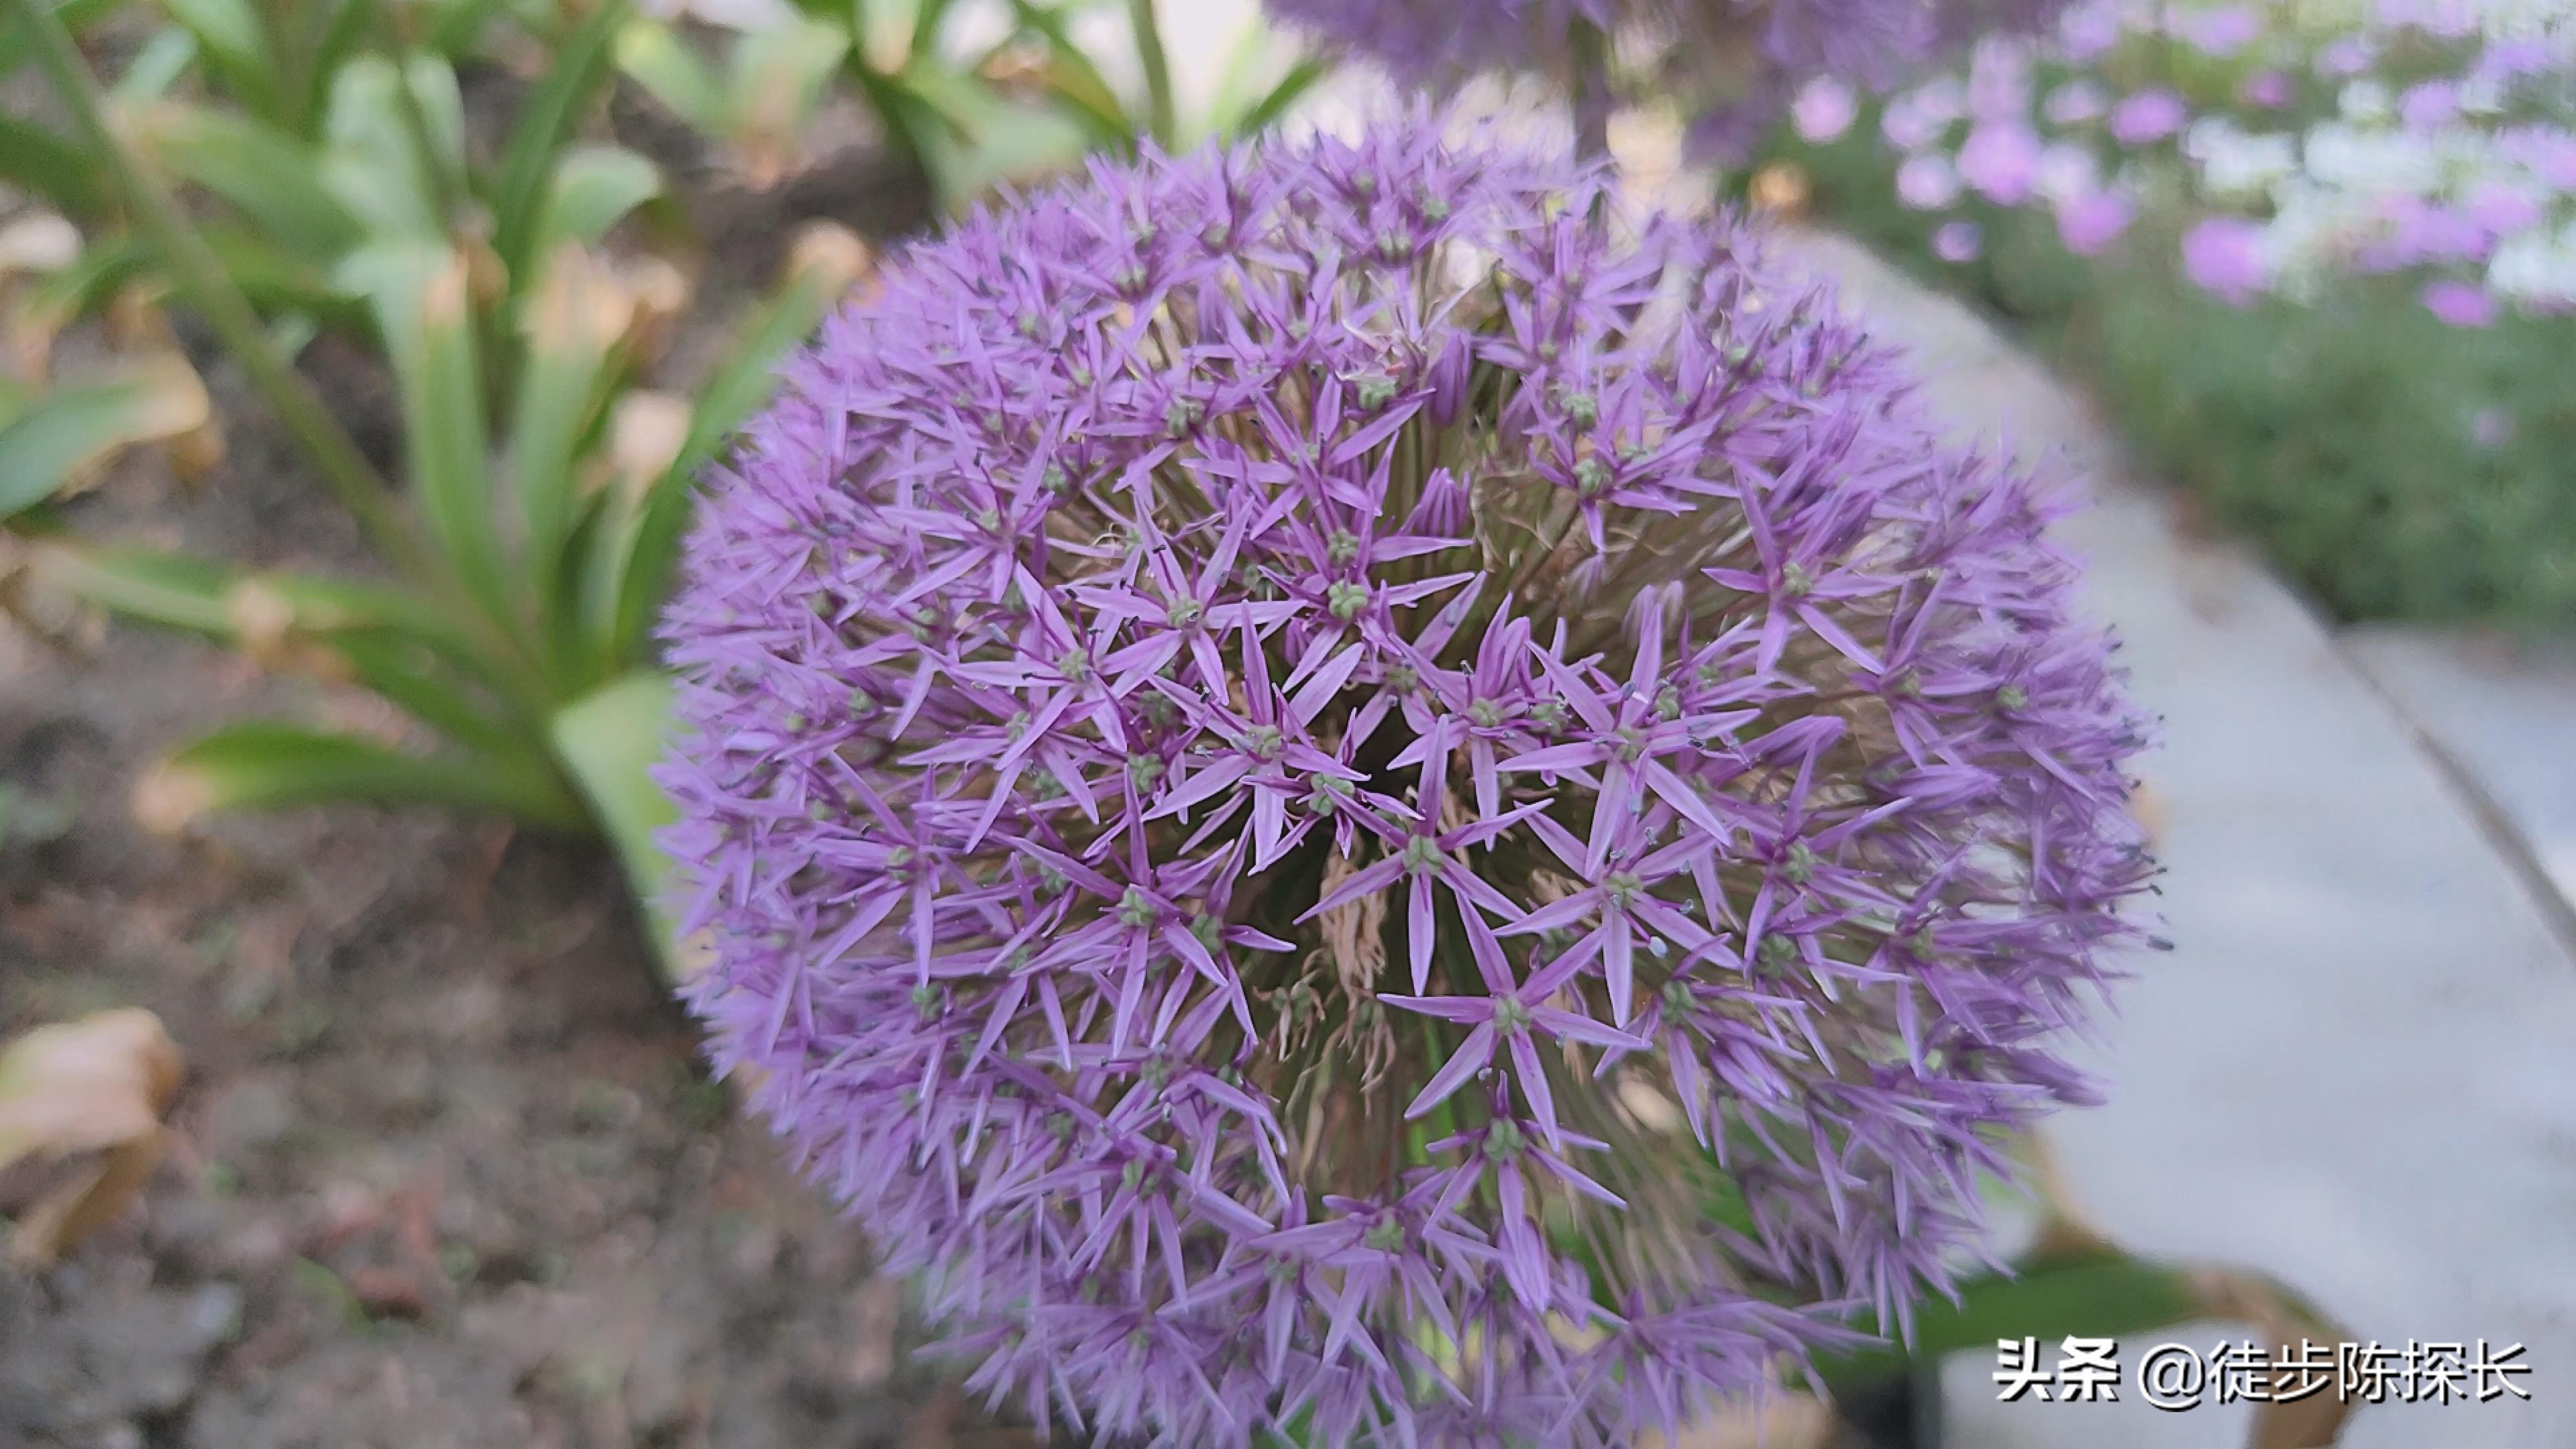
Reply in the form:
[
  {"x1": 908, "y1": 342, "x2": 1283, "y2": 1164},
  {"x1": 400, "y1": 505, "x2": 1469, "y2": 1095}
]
[
  {"x1": 2464, "y1": 181, "x2": 2544, "y2": 239},
  {"x1": 2171, "y1": 3, "x2": 2258, "y2": 56},
  {"x1": 2056, "y1": 189, "x2": 2135, "y2": 254},
  {"x1": 661, "y1": 118, "x2": 2153, "y2": 1447},
  {"x1": 2316, "y1": 36, "x2": 2373, "y2": 77},
  {"x1": 2182, "y1": 215, "x2": 2268, "y2": 301},
  {"x1": 2400, "y1": 80, "x2": 2461, "y2": 130},
  {"x1": 1266, "y1": 0, "x2": 2074, "y2": 158},
  {"x1": 2422, "y1": 279, "x2": 2498, "y2": 327},
  {"x1": 2108, "y1": 88, "x2": 2188, "y2": 145},
  {"x1": 1897, "y1": 150, "x2": 1965, "y2": 208},
  {"x1": 1933, "y1": 219, "x2": 1986, "y2": 260},
  {"x1": 2058, "y1": 2, "x2": 2123, "y2": 61},
  {"x1": 1793, "y1": 76, "x2": 1860, "y2": 142},
  {"x1": 1957, "y1": 122, "x2": 2043, "y2": 204},
  {"x1": 2239, "y1": 69, "x2": 2294, "y2": 109},
  {"x1": 1966, "y1": 40, "x2": 2033, "y2": 121}
]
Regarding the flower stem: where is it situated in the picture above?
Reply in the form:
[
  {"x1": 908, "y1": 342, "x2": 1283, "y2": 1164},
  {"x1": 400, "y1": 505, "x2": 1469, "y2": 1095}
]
[
  {"x1": 1569, "y1": 19, "x2": 1613, "y2": 171},
  {"x1": 7, "y1": 0, "x2": 425, "y2": 578},
  {"x1": 1126, "y1": 0, "x2": 1177, "y2": 148}
]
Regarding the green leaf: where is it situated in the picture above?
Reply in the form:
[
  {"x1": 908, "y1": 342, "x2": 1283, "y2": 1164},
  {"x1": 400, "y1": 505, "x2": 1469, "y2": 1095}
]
[
  {"x1": 29, "y1": 541, "x2": 502, "y2": 675},
  {"x1": 148, "y1": 722, "x2": 584, "y2": 830},
  {"x1": 548, "y1": 671, "x2": 688, "y2": 976},
  {"x1": 0, "y1": 364, "x2": 208, "y2": 520},
  {"x1": 28, "y1": 542, "x2": 235, "y2": 635},
  {"x1": 857, "y1": 0, "x2": 922, "y2": 74},
  {"x1": 317, "y1": 54, "x2": 446, "y2": 237},
  {"x1": 489, "y1": 0, "x2": 625, "y2": 285},
  {"x1": 339, "y1": 240, "x2": 511, "y2": 628},
  {"x1": 605, "y1": 264, "x2": 834, "y2": 661},
  {"x1": 508, "y1": 244, "x2": 621, "y2": 646},
  {"x1": 109, "y1": 25, "x2": 199, "y2": 105},
  {"x1": 0, "y1": 111, "x2": 107, "y2": 217},
  {"x1": 397, "y1": 52, "x2": 469, "y2": 196},
  {"x1": 324, "y1": 627, "x2": 529, "y2": 759},
  {"x1": 1811, "y1": 1255, "x2": 2205, "y2": 1393},
  {"x1": 138, "y1": 103, "x2": 366, "y2": 259},
  {"x1": 613, "y1": 19, "x2": 721, "y2": 131},
  {"x1": 156, "y1": 0, "x2": 284, "y2": 120},
  {"x1": 1002, "y1": 0, "x2": 1131, "y2": 148},
  {"x1": 1223, "y1": 54, "x2": 1322, "y2": 141},
  {"x1": 424, "y1": 0, "x2": 513, "y2": 55},
  {"x1": 532, "y1": 144, "x2": 661, "y2": 256},
  {"x1": 13, "y1": 236, "x2": 146, "y2": 339}
]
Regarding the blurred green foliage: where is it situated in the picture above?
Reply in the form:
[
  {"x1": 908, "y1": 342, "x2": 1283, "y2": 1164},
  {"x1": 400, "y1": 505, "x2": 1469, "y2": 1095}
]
[
  {"x1": 0, "y1": 0, "x2": 1316, "y2": 971},
  {"x1": 1760, "y1": 111, "x2": 2576, "y2": 627}
]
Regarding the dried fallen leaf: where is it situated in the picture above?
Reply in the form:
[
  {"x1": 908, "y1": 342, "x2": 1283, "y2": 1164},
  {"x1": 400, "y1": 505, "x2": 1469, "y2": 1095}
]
[{"x1": 0, "y1": 1007, "x2": 183, "y2": 1263}]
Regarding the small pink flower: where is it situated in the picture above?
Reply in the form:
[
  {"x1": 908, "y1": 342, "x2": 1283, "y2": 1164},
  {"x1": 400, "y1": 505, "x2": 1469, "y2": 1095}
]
[
  {"x1": 2174, "y1": 5, "x2": 2259, "y2": 56},
  {"x1": 2181, "y1": 216, "x2": 2267, "y2": 302},
  {"x1": 2316, "y1": 38, "x2": 2372, "y2": 77},
  {"x1": 1792, "y1": 78, "x2": 1859, "y2": 143},
  {"x1": 2109, "y1": 89, "x2": 2188, "y2": 146},
  {"x1": 2056, "y1": 191, "x2": 2135, "y2": 255},
  {"x1": 2400, "y1": 80, "x2": 2460, "y2": 130},
  {"x1": 2060, "y1": 4, "x2": 2123, "y2": 60},
  {"x1": 1934, "y1": 220, "x2": 1984, "y2": 262},
  {"x1": 2464, "y1": 182, "x2": 2543, "y2": 237},
  {"x1": 1957, "y1": 123, "x2": 2043, "y2": 205},
  {"x1": 2421, "y1": 280, "x2": 2497, "y2": 327},
  {"x1": 2239, "y1": 70, "x2": 2293, "y2": 109}
]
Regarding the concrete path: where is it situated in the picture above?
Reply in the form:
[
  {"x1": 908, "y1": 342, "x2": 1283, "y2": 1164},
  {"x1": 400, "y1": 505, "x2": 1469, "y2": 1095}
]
[
  {"x1": 2342, "y1": 628, "x2": 2576, "y2": 922},
  {"x1": 1780, "y1": 232, "x2": 2576, "y2": 1449}
]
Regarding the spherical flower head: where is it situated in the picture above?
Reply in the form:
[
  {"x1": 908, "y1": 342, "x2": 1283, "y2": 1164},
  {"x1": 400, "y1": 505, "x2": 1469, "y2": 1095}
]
[
  {"x1": 659, "y1": 116, "x2": 2154, "y2": 1446},
  {"x1": 1266, "y1": 0, "x2": 2075, "y2": 158}
]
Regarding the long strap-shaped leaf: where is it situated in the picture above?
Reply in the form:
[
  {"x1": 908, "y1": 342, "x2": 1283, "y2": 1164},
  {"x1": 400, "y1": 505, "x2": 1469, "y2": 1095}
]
[
  {"x1": 0, "y1": 362, "x2": 208, "y2": 521},
  {"x1": 341, "y1": 239, "x2": 514, "y2": 631},
  {"x1": 489, "y1": 0, "x2": 627, "y2": 288},
  {"x1": 602, "y1": 258, "x2": 845, "y2": 666},
  {"x1": 150, "y1": 722, "x2": 586, "y2": 830}
]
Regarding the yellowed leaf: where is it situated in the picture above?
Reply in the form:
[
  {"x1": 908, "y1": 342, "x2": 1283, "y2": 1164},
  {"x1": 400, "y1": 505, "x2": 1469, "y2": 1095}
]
[{"x1": 0, "y1": 1008, "x2": 183, "y2": 1263}]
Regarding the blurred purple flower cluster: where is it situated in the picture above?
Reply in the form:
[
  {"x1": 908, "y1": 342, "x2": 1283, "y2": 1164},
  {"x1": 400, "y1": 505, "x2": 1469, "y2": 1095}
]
[
  {"x1": 1788, "y1": 0, "x2": 2576, "y2": 322},
  {"x1": 659, "y1": 116, "x2": 2153, "y2": 1445},
  {"x1": 1269, "y1": 0, "x2": 2076, "y2": 157}
]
